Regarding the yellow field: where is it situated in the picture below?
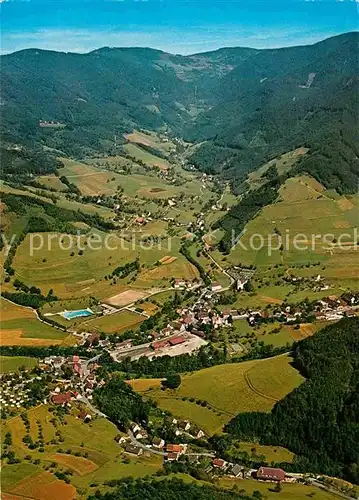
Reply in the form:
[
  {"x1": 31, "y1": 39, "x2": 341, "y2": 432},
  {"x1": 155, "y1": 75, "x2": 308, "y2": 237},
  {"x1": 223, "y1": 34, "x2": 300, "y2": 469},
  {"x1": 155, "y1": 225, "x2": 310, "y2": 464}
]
[
  {"x1": 131, "y1": 354, "x2": 304, "y2": 435},
  {"x1": 124, "y1": 129, "x2": 176, "y2": 153},
  {"x1": 279, "y1": 174, "x2": 325, "y2": 203},
  {"x1": 138, "y1": 302, "x2": 159, "y2": 315},
  {"x1": 0, "y1": 329, "x2": 73, "y2": 347},
  {"x1": 0, "y1": 298, "x2": 35, "y2": 321},
  {"x1": 139, "y1": 258, "x2": 198, "y2": 283},
  {"x1": 0, "y1": 298, "x2": 74, "y2": 346},
  {"x1": 1, "y1": 404, "x2": 163, "y2": 499},
  {"x1": 104, "y1": 289, "x2": 148, "y2": 307},
  {"x1": 11, "y1": 231, "x2": 182, "y2": 299},
  {"x1": 0, "y1": 298, "x2": 75, "y2": 346},
  {"x1": 159, "y1": 255, "x2": 178, "y2": 265}
]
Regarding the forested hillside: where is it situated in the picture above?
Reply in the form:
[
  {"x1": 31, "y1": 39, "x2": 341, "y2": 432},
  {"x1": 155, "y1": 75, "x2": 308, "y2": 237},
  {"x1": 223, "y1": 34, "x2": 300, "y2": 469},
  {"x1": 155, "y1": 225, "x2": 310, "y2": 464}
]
[
  {"x1": 1, "y1": 32, "x2": 358, "y2": 251},
  {"x1": 88, "y1": 477, "x2": 251, "y2": 500},
  {"x1": 1, "y1": 33, "x2": 358, "y2": 188},
  {"x1": 187, "y1": 32, "x2": 358, "y2": 195},
  {"x1": 226, "y1": 317, "x2": 359, "y2": 482}
]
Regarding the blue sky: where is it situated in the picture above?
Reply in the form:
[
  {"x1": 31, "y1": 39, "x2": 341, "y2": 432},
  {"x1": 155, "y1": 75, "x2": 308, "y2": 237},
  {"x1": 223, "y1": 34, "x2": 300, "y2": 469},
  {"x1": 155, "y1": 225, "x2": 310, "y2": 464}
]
[{"x1": 1, "y1": 0, "x2": 358, "y2": 54}]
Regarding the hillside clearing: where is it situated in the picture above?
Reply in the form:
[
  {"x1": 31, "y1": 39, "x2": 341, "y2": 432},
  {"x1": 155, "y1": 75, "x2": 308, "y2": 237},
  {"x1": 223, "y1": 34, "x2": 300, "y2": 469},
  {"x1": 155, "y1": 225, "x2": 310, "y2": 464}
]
[{"x1": 130, "y1": 354, "x2": 304, "y2": 435}]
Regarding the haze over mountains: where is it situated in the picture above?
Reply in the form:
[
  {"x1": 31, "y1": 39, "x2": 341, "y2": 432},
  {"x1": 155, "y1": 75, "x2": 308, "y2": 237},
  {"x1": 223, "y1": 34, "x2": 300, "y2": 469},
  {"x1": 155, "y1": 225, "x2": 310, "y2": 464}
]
[{"x1": 1, "y1": 32, "x2": 358, "y2": 195}]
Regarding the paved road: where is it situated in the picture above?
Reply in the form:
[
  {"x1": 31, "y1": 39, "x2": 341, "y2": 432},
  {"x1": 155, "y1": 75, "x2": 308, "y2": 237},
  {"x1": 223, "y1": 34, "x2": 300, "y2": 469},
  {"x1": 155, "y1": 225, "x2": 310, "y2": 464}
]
[
  {"x1": 78, "y1": 395, "x2": 107, "y2": 418},
  {"x1": 127, "y1": 429, "x2": 168, "y2": 456}
]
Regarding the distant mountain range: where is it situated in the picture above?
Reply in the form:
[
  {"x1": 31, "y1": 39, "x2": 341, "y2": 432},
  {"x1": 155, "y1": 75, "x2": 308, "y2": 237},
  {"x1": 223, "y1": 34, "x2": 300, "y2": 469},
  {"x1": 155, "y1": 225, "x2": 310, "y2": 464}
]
[{"x1": 1, "y1": 32, "x2": 358, "y2": 194}]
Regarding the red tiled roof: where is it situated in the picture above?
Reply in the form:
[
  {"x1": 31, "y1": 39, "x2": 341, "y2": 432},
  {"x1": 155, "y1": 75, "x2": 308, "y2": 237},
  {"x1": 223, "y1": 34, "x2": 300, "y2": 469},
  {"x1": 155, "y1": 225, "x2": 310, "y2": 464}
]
[
  {"x1": 168, "y1": 336, "x2": 185, "y2": 346},
  {"x1": 72, "y1": 355, "x2": 80, "y2": 363},
  {"x1": 213, "y1": 458, "x2": 226, "y2": 467},
  {"x1": 51, "y1": 391, "x2": 72, "y2": 405},
  {"x1": 73, "y1": 363, "x2": 82, "y2": 375},
  {"x1": 152, "y1": 340, "x2": 169, "y2": 350},
  {"x1": 257, "y1": 467, "x2": 285, "y2": 481},
  {"x1": 167, "y1": 444, "x2": 183, "y2": 453}
]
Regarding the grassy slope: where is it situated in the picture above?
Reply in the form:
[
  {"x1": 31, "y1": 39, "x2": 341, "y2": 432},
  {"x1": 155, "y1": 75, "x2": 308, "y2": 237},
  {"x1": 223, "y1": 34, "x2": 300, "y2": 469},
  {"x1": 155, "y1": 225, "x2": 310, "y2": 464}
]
[
  {"x1": 129, "y1": 354, "x2": 304, "y2": 435},
  {"x1": 0, "y1": 356, "x2": 38, "y2": 373},
  {"x1": 1, "y1": 404, "x2": 163, "y2": 499}
]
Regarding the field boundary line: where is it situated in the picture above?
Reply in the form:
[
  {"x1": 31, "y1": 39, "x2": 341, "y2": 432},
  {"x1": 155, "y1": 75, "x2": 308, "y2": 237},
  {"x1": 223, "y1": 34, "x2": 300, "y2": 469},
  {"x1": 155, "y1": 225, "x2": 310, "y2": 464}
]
[{"x1": 244, "y1": 370, "x2": 279, "y2": 402}]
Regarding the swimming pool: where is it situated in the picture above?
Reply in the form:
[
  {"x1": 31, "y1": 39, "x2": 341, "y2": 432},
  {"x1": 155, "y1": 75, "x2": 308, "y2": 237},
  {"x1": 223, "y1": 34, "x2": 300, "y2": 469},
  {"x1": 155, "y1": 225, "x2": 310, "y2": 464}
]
[{"x1": 62, "y1": 309, "x2": 94, "y2": 320}]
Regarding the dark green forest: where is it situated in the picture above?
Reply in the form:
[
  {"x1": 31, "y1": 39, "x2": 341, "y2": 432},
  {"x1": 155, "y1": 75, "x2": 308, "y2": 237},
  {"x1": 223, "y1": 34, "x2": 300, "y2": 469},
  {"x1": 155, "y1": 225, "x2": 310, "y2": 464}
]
[
  {"x1": 226, "y1": 317, "x2": 359, "y2": 482},
  {"x1": 92, "y1": 375, "x2": 149, "y2": 428},
  {"x1": 2, "y1": 32, "x2": 357, "y2": 252},
  {"x1": 87, "y1": 477, "x2": 251, "y2": 500},
  {"x1": 1, "y1": 33, "x2": 357, "y2": 191}
]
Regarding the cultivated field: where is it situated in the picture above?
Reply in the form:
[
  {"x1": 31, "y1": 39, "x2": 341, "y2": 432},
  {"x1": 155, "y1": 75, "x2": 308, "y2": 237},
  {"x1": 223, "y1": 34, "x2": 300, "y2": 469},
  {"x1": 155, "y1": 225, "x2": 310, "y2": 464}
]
[
  {"x1": 1, "y1": 404, "x2": 163, "y2": 499},
  {"x1": 80, "y1": 310, "x2": 144, "y2": 334},
  {"x1": 0, "y1": 299, "x2": 73, "y2": 346},
  {"x1": 231, "y1": 319, "x2": 329, "y2": 348},
  {"x1": 124, "y1": 129, "x2": 177, "y2": 153},
  {"x1": 123, "y1": 143, "x2": 169, "y2": 170},
  {"x1": 247, "y1": 148, "x2": 309, "y2": 189},
  {"x1": 50, "y1": 454, "x2": 98, "y2": 476},
  {"x1": 104, "y1": 289, "x2": 148, "y2": 307},
  {"x1": 129, "y1": 354, "x2": 304, "y2": 435},
  {"x1": 10, "y1": 231, "x2": 182, "y2": 299},
  {"x1": 209, "y1": 175, "x2": 359, "y2": 307},
  {"x1": 219, "y1": 477, "x2": 343, "y2": 500}
]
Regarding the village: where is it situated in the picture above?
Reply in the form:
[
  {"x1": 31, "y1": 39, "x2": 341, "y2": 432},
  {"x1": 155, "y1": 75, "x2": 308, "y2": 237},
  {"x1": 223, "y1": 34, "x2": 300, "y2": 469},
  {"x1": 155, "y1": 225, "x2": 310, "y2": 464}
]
[
  {"x1": 0, "y1": 352, "x2": 331, "y2": 493},
  {"x1": 76, "y1": 280, "x2": 359, "y2": 363}
]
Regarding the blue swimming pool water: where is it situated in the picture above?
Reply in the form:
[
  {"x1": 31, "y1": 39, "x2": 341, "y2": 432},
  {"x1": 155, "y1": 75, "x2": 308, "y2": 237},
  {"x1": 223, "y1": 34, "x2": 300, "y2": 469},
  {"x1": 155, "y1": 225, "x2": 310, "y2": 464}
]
[{"x1": 62, "y1": 309, "x2": 93, "y2": 320}]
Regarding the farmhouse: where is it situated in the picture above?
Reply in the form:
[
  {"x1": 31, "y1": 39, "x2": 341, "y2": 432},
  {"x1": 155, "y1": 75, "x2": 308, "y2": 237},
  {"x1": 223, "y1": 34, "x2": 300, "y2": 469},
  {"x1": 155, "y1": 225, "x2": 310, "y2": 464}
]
[
  {"x1": 152, "y1": 340, "x2": 169, "y2": 351},
  {"x1": 189, "y1": 426, "x2": 205, "y2": 439},
  {"x1": 51, "y1": 391, "x2": 72, "y2": 405},
  {"x1": 231, "y1": 464, "x2": 243, "y2": 477},
  {"x1": 213, "y1": 458, "x2": 227, "y2": 469},
  {"x1": 166, "y1": 444, "x2": 187, "y2": 455},
  {"x1": 152, "y1": 437, "x2": 165, "y2": 448},
  {"x1": 256, "y1": 467, "x2": 286, "y2": 482},
  {"x1": 211, "y1": 282, "x2": 222, "y2": 292},
  {"x1": 168, "y1": 336, "x2": 185, "y2": 346},
  {"x1": 124, "y1": 444, "x2": 143, "y2": 456},
  {"x1": 174, "y1": 279, "x2": 186, "y2": 288},
  {"x1": 78, "y1": 410, "x2": 92, "y2": 422},
  {"x1": 177, "y1": 420, "x2": 191, "y2": 431}
]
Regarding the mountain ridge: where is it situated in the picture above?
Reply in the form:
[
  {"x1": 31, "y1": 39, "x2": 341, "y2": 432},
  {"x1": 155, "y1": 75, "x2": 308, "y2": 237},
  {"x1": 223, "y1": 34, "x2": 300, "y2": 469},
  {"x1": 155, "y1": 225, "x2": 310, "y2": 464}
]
[{"x1": 1, "y1": 32, "x2": 358, "y2": 211}]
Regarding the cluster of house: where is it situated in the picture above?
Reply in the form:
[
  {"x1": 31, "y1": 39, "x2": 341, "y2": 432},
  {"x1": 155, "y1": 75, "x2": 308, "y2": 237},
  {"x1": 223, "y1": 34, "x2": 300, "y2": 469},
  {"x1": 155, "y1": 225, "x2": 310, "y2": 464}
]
[
  {"x1": 117, "y1": 418, "x2": 205, "y2": 458},
  {"x1": 42, "y1": 355, "x2": 99, "y2": 380},
  {"x1": 166, "y1": 443, "x2": 188, "y2": 461},
  {"x1": 173, "y1": 279, "x2": 197, "y2": 290},
  {"x1": 170, "y1": 418, "x2": 205, "y2": 440},
  {"x1": 233, "y1": 291, "x2": 358, "y2": 327},
  {"x1": 122, "y1": 439, "x2": 187, "y2": 461},
  {"x1": 210, "y1": 460, "x2": 292, "y2": 483},
  {"x1": 314, "y1": 294, "x2": 359, "y2": 321},
  {"x1": 41, "y1": 354, "x2": 103, "y2": 406}
]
